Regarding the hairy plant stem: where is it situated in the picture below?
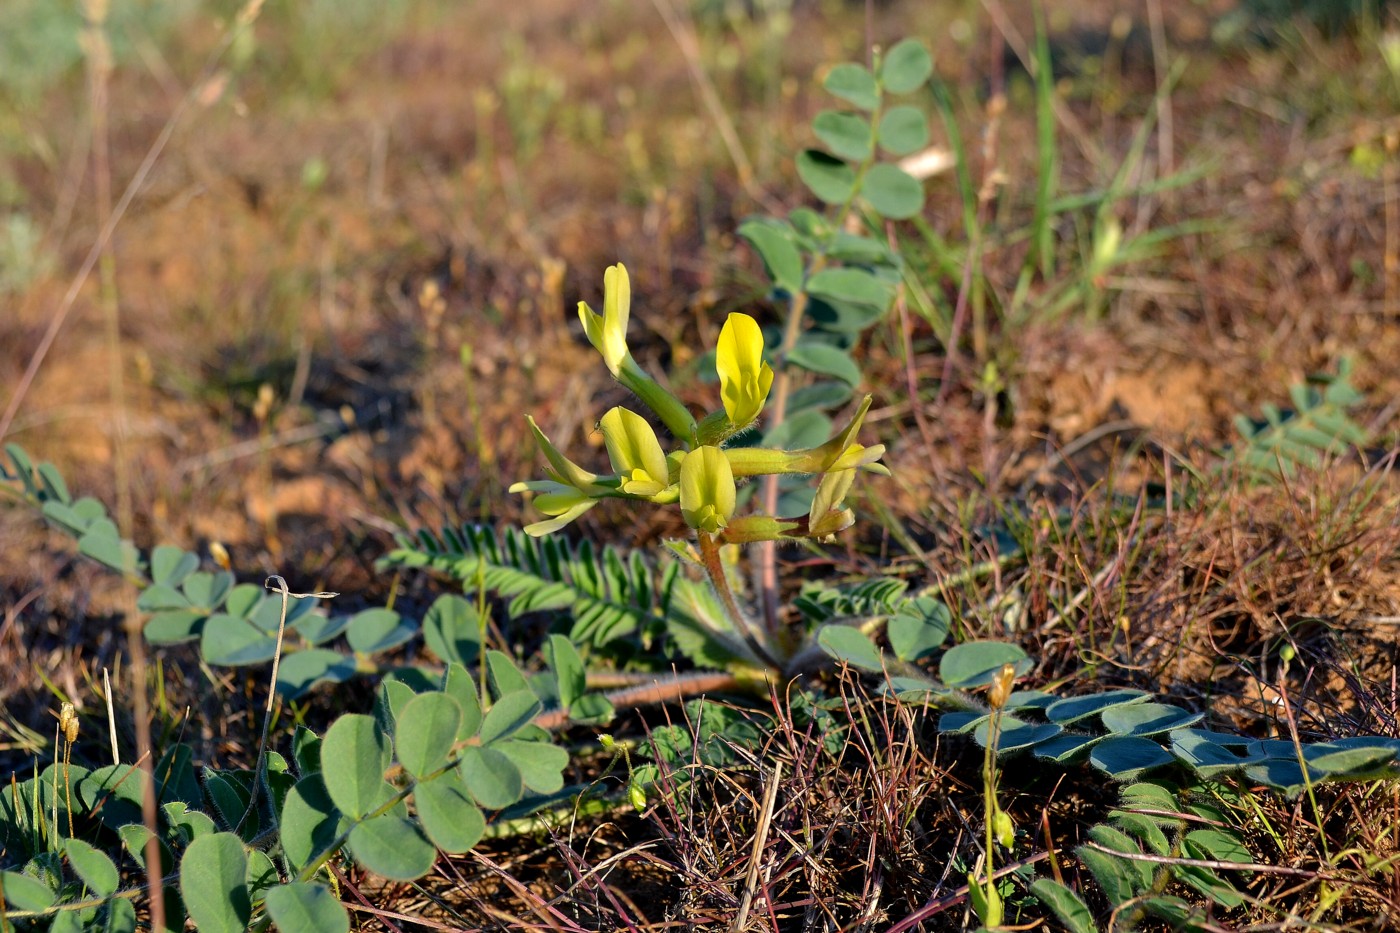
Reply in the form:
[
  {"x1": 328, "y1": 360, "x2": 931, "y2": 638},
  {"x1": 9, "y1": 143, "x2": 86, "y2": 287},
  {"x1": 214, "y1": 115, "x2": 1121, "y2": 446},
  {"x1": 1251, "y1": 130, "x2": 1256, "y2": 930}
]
[{"x1": 698, "y1": 531, "x2": 781, "y2": 670}]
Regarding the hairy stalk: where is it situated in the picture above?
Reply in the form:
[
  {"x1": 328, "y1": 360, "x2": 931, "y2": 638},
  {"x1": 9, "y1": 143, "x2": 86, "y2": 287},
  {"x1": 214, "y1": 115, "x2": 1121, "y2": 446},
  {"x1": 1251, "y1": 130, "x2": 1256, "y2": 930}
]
[
  {"x1": 698, "y1": 531, "x2": 780, "y2": 669},
  {"x1": 533, "y1": 671, "x2": 744, "y2": 732}
]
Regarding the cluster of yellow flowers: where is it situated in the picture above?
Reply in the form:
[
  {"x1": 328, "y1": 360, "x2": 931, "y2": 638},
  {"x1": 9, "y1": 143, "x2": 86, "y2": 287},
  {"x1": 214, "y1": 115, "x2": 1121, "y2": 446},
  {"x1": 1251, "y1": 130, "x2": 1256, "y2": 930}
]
[{"x1": 511, "y1": 264, "x2": 887, "y2": 543}]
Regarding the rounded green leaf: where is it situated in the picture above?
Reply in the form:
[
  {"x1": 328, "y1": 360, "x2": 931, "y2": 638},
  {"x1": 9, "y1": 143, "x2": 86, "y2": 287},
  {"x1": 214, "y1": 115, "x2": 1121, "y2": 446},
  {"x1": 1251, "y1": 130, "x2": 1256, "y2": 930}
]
[
  {"x1": 63, "y1": 838, "x2": 119, "y2": 896},
  {"x1": 395, "y1": 692, "x2": 463, "y2": 780},
  {"x1": 823, "y1": 62, "x2": 878, "y2": 110},
  {"x1": 1089, "y1": 737, "x2": 1175, "y2": 781},
  {"x1": 876, "y1": 105, "x2": 930, "y2": 156},
  {"x1": 2, "y1": 870, "x2": 55, "y2": 911},
  {"x1": 812, "y1": 110, "x2": 872, "y2": 161},
  {"x1": 797, "y1": 149, "x2": 856, "y2": 204},
  {"x1": 143, "y1": 609, "x2": 205, "y2": 644},
  {"x1": 1100, "y1": 703, "x2": 1203, "y2": 736},
  {"x1": 413, "y1": 773, "x2": 486, "y2": 854},
  {"x1": 459, "y1": 745, "x2": 524, "y2": 809},
  {"x1": 486, "y1": 649, "x2": 531, "y2": 699},
  {"x1": 291, "y1": 610, "x2": 351, "y2": 645},
  {"x1": 422, "y1": 594, "x2": 481, "y2": 666},
  {"x1": 281, "y1": 774, "x2": 348, "y2": 873},
  {"x1": 859, "y1": 163, "x2": 924, "y2": 219},
  {"x1": 180, "y1": 833, "x2": 251, "y2": 933},
  {"x1": 543, "y1": 634, "x2": 586, "y2": 711},
  {"x1": 1305, "y1": 742, "x2": 1400, "y2": 775},
  {"x1": 738, "y1": 220, "x2": 804, "y2": 295},
  {"x1": 182, "y1": 571, "x2": 234, "y2": 610},
  {"x1": 320, "y1": 714, "x2": 391, "y2": 819},
  {"x1": 806, "y1": 267, "x2": 894, "y2": 309},
  {"x1": 442, "y1": 663, "x2": 484, "y2": 740},
  {"x1": 1046, "y1": 689, "x2": 1150, "y2": 724},
  {"x1": 264, "y1": 882, "x2": 350, "y2": 933},
  {"x1": 787, "y1": 381, "x2": 853, "y2": 413},
  {"x1": 347, "y1": 814, "x2": 436, "y2": 881},
  {"x1": 275, "y1": 649, "x2": 356, "y2": 699},
  {"x1": 973, "y1": 716, "x2": 1061, "y2": 752},
  {"x1": 346, "y1": 608, "x2": 416, "y2": 654},
  {"x1": 816, "y1": 625, "x2": 884, "y2": 672},
  {"x1": 887, "y1": 598, "x2": 950, "y2": 661},
  {"x1": 479, "y1": 689, "x2": 543, "y2": 745},
  {"x1": 493, "y1": 739, "x2": 570, "y2": 794},
  {"x1": 224, "y1": 584, "x2": 262, "y2": 619},
  {"x1": 151, "y1": 546, "x2": 198, "y2": 588},
  {"x1": 785, "y1": 342, "x2": 860, "y2": 387},
  {"x1": 136, "y1": 583, "x2": 191, "y2": 612},
  {"x1": 200, "y1": 614, "x2": 277, "y2": 666},
  {"x1": 879, "y1": 38, "x2": 933, "y2": 94},
  {"x1": 245, "y1": 849, "x2": 278, "y2": 901},
  {"x1": 938, "y1": 641, "x2": 1032, "y2": 688}
]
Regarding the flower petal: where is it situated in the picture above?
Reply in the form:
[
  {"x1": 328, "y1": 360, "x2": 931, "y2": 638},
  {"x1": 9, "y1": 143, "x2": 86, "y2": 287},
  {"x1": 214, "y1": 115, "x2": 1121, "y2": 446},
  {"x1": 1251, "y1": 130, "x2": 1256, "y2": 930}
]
[
  {"x1": 679, "y1": 445, "x2": 736, "y2": 533},
  {"x1": 716, "y1": 312, "x2": 773, "y2": 428},
  {"x1": 600, "y1": 407, "x2": 670, "y2": 496}
]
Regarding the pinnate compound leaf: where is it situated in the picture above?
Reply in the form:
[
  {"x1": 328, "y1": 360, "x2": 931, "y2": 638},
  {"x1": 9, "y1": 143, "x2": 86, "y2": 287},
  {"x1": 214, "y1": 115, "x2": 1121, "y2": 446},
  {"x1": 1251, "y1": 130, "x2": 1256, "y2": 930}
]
[
  {"x1": 348, "y1": 815, "x2": 436, "y2": 881},
  {"x1": 859, "y1": 163, "x2": 924, "y2": 219},
  {"x1": 877, "y1": 105, "x2": 930, "y2": 156},
  {"x1": 63, "y1": 837, "x2": 119, "y2": 896},
  {"x1": 785, "y1": 342, "x2": 860, "y2": 386},
  {"x1": 460, "y1": 745, "x2": 524, "y2": 809},
  {"x1": 738, "y1": 219, "x2": 804, "y2": 294},
  {"x1": 939, "y1": 641, "x2": 1031, "y2": 688},
  {"x1": 264, "y1": 882, "x2": 350, "y2": 933},
  {"x1": 395, "y1": 692, "x2": 462, "y2": 780},
  {"x1": 180, "y1": 833, "x2": 251, "y2": 933},
  {"x1": 797, "y1": 149, "x2": 857, "y2": 204},
  {"x1": 413, "y1": 773, "x2": 486, "y2": 854},
  {"x1": 1029, "y1": 879, "x2": 1096, "y2": 933},
  {"x1": 879, "y1": 38, "x2": 933, "y2": 93},
  {"x1": 817, "y1": 625, "x2": 884, "y2": 672},
  {"x1": 320, "y1": 714, "x2": 391, "y2": 819},
  {"x1": 493, "y1": 739, "x2": 570, "y2": 794},
  {"x1": 823, "y1": 62, "x2": 878, "y2": 109},
  {"x1": 812, "y1": 110, "x2": 872, "y2": 161},
  {"x1": 281, "y1": 774, "x2": 347, "y2": 873},
  {"x1": 479, "y1": 689, "x2": 542, "y2": 745}
]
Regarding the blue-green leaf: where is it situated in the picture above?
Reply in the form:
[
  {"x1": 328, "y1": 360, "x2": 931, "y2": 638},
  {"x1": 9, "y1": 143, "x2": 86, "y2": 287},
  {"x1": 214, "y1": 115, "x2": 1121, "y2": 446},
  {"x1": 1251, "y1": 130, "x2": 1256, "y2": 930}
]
[
  {"x1": 493, "y1": 739, "x2": 569, "y2": 794},
  {"x1": 806, "y1": 267, "x2": 894, "y2": 309},
  {"x1": 280, "y1": 775, "x2": 347, "y2": 873},
  {"x1": 179, "y1": 833, "x2": 250, "y2": 933},
  {"x1": 422, "y1": 594, "x2": 481, "y2": 666},
  {"x1": 346, "y1": 608, "x2": 416, "y2": 654},
  {"x1": 320, "y1": 714, "x2": 391, "y2": 819},
  {"x1": 812, "y1": 109, "x2": 872, "y2": 161},
  {"x1": 797, "y1": 149, "x2": 856, "y2": 204},
  {"x1": 263, "y1": 882, "x2": 349, "y2": 933},
  {"x1": 348, "y1": 814, "x2": 436, "y2": 881},
  {"x1": 817, "y1": 625, "x2": 884, "y2": 672},
  {"x1": 823, "y1": 62, "x2": 878, "y2": 110},
  {"x1": 877, "y1": 105, "x2": 930, "y2": 156},
  {"x1": 276, "y1": 649, "x2": 356, "y2": 699},
  {"x1": 738, "y1": 219, "x2": 804, "y2": 295},
  {"x1": 938, "y1": 641, "x2": 1032, "y2": 688},
  {"x1": 543, "y1": 634, "x2": 585, "y2": 710},
  {"x1": 413, "y1": 773, "x2": 485, "y2": 854},
  {"x1": 200, "y1": 615, "x2": 277, "y2": 666},
  {"x1": 150, "y1": 546, "x2": 199, "y2": 588},
  {"x1": 859, "y1": 163, "x2": 924, "y2": 219},
  {"x1": 459, "y1": 745, "x2": 524, "y2": 809},
  {"x1": 878, "y1": 39, "x2": 933, "y2": 94},
  {"x1": 785, "y1": 342, "x2": 860, "y2": 386},
  {"x1": 479, "y1": 690, "x2": 542, "y2": 745},
  {"x1": 395, "y1": 692, "x2": 462, "y2": 780}
]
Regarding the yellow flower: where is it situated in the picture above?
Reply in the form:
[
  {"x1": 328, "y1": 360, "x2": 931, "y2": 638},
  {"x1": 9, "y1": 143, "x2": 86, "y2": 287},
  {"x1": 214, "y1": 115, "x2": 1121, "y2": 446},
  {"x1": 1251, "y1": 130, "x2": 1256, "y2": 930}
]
[
  {"x1": 679, "y1": 446, "x2": 736, "y2": 534},
  {"x1": 715, "y1": 312, "x2": 774, "y2": 429},
  {"x1": 808, "y1": 469, "x2": 856, "y2": 539},
  {"x1": 600, "y1": 407, "x2": 671, "y2": 499},
  {"x1": 525, "y1": 416, "x2": 602, "y2": 492},
  {"x1": 577, "y1": 263, "x2": 631, "y2": 376}
]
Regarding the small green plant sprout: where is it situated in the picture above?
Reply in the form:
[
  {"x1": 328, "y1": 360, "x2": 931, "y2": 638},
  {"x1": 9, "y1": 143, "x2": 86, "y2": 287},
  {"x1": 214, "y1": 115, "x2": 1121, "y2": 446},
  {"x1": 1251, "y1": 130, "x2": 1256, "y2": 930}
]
[{"x1": 512, "y1": 262, "x2": 889, "y2": 668}]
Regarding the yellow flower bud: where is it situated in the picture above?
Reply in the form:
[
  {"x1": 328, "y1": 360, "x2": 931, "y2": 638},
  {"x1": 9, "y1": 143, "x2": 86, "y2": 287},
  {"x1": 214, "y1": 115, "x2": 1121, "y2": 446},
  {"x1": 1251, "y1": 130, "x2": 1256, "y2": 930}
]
[
  {"x1": 600, "y1": 407, "x2": 671, "y2": 499},
  {"x1": 578, "y1": 263, "x2": 631, "y2": 376},
  {"x1": 715, "y1": 312, "x2": 773, "y2": 429}
]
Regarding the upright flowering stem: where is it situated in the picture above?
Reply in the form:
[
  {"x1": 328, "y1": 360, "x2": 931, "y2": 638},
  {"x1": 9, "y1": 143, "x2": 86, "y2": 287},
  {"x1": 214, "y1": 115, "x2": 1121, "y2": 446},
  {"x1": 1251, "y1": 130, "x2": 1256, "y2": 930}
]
[{"x1": 696, "y1": 531, "x2": 779, "y2": 670}]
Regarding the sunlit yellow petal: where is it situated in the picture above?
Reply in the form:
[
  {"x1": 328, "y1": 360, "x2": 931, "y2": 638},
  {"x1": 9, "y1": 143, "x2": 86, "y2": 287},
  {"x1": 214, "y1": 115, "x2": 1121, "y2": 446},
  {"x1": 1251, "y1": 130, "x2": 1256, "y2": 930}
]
[
  {"x1": 716, "y1": 312, "x2": 773, "y2": 428},
  {"x1": 526, "y1": 416, "x2": 599, "y2": 491},
  {"x1": 600, "y1": 407, "x2": 671, "y2": 498},
  {"x1": 679, "y1": 445, "x2": 736, "y2": 533}
]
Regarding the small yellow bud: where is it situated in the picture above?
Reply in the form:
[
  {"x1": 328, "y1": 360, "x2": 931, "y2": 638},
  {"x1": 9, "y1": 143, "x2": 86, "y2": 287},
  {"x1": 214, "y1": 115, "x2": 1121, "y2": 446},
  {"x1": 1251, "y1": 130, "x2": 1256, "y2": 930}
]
[
  {"x1": 988, "y1": 662, "x2": 1017, "y2": 710},
  {"x1": 58, "y1": 703, "x2": 79, "y2": 744}
]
